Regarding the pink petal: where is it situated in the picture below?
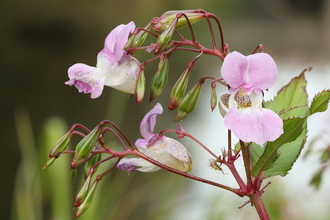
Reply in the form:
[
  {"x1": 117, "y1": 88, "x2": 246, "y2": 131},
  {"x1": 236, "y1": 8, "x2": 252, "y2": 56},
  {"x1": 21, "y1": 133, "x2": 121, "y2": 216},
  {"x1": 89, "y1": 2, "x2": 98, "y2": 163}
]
[
  {"x1": 221, "y1": 51, "x2": 247, "y2": 88},
  {"x1": 139, "y1": 103, "x2": 163, "y2": 141},
  {"x1": 104, "y1": 21, "x2": 135, "y2": 62},
  {"x1": 224, "y1": 107, "x2": 283, "y2": 146},
  {"x1": 66, "y1": 64, "x2": 106, "y2": 99},
  {"x1": 67, "y1": 63, "x2": 95, "y2": 79},
  {"x1": 245, "y1": 53, "x2": 278, "y2": 90}
]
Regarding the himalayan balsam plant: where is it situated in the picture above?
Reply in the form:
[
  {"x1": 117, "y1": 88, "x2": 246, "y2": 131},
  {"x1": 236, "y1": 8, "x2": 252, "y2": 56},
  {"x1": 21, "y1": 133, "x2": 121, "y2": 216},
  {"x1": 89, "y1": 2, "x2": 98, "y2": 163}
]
[{"x1": 44, "y1": 9, "x2": 330, "y2": 219}]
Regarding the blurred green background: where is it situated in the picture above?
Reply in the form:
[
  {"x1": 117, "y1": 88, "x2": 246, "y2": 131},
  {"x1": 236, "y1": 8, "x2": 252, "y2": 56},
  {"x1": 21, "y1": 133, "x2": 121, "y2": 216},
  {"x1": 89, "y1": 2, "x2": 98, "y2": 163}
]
[{"x1": 2, "y1": 0, "x2": 330, "y2": 219}]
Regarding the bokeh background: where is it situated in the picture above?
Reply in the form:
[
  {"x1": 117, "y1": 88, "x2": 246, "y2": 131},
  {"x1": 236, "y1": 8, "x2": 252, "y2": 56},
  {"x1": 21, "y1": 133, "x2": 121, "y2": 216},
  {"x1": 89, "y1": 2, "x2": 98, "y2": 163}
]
[{"x1": 2, "y1": 0, "x2": 330, "y2": 219}]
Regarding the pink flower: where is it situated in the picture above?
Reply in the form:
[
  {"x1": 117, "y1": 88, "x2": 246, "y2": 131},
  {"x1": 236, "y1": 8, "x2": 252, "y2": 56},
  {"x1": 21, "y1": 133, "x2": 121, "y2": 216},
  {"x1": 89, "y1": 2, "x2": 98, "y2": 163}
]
[
  {"x1": 218, "y1": 51, "x2": 283, "y2": 146},
  {"x1": 118, "y1": 103, "x2": 192, "y2": 172},
  {"x1": 65, "y1": 22, "x2": 141, "y2": 98}
]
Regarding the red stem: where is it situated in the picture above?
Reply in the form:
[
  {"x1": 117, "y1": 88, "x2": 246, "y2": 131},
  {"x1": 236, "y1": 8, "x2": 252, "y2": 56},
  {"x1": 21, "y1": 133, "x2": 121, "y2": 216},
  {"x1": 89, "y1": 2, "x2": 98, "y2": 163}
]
[{"x1": 250, "y1": 193, "x2": 270, "y2": 220}]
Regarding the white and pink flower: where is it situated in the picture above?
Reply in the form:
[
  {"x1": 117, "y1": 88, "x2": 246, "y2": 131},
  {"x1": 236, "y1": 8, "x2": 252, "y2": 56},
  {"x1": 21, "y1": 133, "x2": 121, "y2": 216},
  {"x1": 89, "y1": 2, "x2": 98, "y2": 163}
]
[
  {"x1": 118, "y1": 103, "x2": 192, "y2": 172},
  {"x1": 219, "y1": 51, "x2": 283, "y2": 146},
  {"x1": 65, "y1": 22, "x2": 140, "y2": 98}
]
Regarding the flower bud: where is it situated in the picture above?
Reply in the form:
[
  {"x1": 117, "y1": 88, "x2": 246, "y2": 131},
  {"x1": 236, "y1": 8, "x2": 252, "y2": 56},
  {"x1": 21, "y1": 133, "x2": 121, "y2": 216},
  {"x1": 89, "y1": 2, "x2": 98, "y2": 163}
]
[
  {"x1": 135, "y1": 69, "x2": 146, "y2": 104},
  {"x1": 125, "y1": 23, "x2": 152, "y2": 51},
  {"x1": 174, "y1": 81, "x2": 202, "y2": 121},
  {"x1": 154, "y1": 18, "x2": 178, "y2": 54},
  {"x1": 74, "y1": 174, "x2": 92, "y2": 209},
  {"x1": 83, "y1": 152, "x2": 102, "y2": 178},
  {"x1": 42, "y1": 157, "x2": 56, "y2": 169},
  {"x1": 153, "y1": 10, "x2": 205, "y2": 31},
  {"x1": 71, "y1": 125, "x2": 102, "y2": 168},
  {"x1": 210, "y1": 86, "x2": 217, "y2": 111},
  {"x1": 168, "y1": 66, "x2": 191, "y2": 110},
  {"x1": 150, "y1": 55, "x2": 169, "y2": 101},
  {"x1": 75, "y1": 180, "x2": 99, "y2": 218},
  {"x1": 70, "y1": 168, "x2": 77, "y2": 180},
  {"x1": 48, "y1": 129, "x2": 72, "y2": 159}
]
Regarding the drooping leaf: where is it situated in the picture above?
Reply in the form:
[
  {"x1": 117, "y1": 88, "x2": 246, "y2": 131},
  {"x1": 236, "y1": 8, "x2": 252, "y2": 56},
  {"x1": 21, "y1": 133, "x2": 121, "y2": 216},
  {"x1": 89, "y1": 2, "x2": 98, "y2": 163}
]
[
  {"x1": 309, "y1": 90, "x2": 330, "y2": 115},
  {"x1": 251, "y1": 117, "x2": 305, "y2": 177},
  {"x1": 265, "y1": 72, "x2": 309, "y2": 119}
]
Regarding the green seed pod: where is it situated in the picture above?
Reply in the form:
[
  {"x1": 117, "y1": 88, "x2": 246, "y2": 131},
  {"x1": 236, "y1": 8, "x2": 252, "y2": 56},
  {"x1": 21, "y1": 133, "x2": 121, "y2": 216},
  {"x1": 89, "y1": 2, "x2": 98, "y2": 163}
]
[
  {"x1": 125, "y1": 23, "x2": 152, "y2": 53},
  {"x1": 70, "y1": 168, "x2": 77, "y2": 180},
  {"x1": 74, "y1": 174, "x2": 92, "y2": 209},
  {"x1": 150, "y1": 55, "x2": 169, "y2": 102},
  {"x1": 154, "y1": 18, "x2": 178, "y2": 54},
  {"x1": 210, "y1": 86, "x2": 218, "y2": 111},
  {"x1": 83, "y1": 152, "x2": 102, "y2": 178},
  {"x1": 71, "y1": 125, "x2": 102, "y2": 168},
  {"x1": 135, "y1": 69, "x2": 146, "y2": 104},
  {"x1": 48, "y1": 129, "x2": 72, "y2": 159},
  {"x1": 75, "y1": 180, "x2": 99, "y2": 218},
  {"x1": 153, "y1": 10, "x2": 205, "y2": 31},
  {"x1": 42, "y1": 157, "x2": 56, "y2": 169},
  {"x1": 174, "y1": 81, "x2": 202, "y2": 121},
  {"x1": 168, "y1": 66, "x2": 191, "y2": 111}
]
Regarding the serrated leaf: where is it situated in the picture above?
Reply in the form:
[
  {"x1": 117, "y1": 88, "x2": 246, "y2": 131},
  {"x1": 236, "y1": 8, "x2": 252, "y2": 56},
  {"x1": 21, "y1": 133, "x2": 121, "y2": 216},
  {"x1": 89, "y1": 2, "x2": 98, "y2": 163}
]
[
  {"x1": 251, "y1": 117, "x2": 305, "y2": 177},
  {"x1": 264, "y1": 123, "x2": 307, "y2": 177},
  {"x1": 265, "y1": 72, "x2": 308, "y2": 119},
  {"x1": 309, "y1": 90, "x2": 330, "y2": 115}
]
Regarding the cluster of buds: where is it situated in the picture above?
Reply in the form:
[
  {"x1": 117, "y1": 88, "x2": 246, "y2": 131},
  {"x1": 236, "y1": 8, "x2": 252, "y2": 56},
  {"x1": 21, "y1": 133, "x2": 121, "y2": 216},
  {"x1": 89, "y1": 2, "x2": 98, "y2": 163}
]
[
  {"x1": 44, "y1": 103, "x2": 193, "y2": 217},
  {"x1": 66, "y1": 9, "x2": 226, "y2": 116}
]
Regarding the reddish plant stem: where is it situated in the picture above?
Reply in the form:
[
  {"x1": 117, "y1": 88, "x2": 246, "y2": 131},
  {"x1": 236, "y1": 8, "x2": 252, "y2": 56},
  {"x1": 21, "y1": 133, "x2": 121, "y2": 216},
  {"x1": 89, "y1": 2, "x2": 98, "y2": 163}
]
[
  {"x1": 171, "y1": 39, "x2": 225, "y2": 60},
  {"x1": 250, "y1": 193, "x2": 270, "y2": 220},
  {"x1": 240, "y1": 140, "x2": 253, "y2": 191},
  {"x1": 225, "y1": 162, "x2": 247, "y2": 192},
  {"x1": 113, "y1": 148, "x2": 243, "y2": 196},
  {"x1": 227, "y1": 130, "x2": 232, "y2": 160},
  {"x1": 159, "y1": 129, "x2": 218, "y2": 159}
]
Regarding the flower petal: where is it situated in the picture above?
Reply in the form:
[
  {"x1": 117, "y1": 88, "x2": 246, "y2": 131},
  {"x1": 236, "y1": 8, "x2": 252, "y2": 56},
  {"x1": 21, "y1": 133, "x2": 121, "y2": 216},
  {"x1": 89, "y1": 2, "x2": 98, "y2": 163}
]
[
  {"x1": 103, "y1": 55, "x2": 140, "y2": 94},
  {"x1": 224, "y1": 107, "x2": 283, "y2": 146},
  {"x1": 66, "y1": 64, "x2": 106, "y2": 99},
  {"x1": 117, "y1": 158, "x2": 160, "y2": 172},
  {"x1": 245, "y1": 53, "x2": 278, "y2": 90},
  {"x1": 103, "y1": 21, "x2": 135, "y2": 63},
  {"x1": 139, "y1": 103, "x2": 163, "y2": 141},
  {"x1": 141, "y1": 136, "x2": 192, "y2": 172},
  {"x1": 221, "y1": 51, "x2": 247, "y2": 88}
]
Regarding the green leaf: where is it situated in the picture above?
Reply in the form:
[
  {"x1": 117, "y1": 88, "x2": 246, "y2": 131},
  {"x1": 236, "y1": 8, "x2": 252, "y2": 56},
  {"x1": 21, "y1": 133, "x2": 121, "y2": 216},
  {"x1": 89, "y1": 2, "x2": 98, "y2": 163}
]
[
  {"x1": 251, "y1": 117, "x2": 305, "y2": 177},
  {"x1": 264, "y1": 122, "x2": 307, "y2": 177},
  {"x1": 310, "y1": 167, "x2": 326, "y2": 189},
  {"x1": 265, "y1": 72, "x2": 308, "y2": 119},
  {"x1": 250, "y1": 143, "x2": 265, "y2": 167},
  {"x1": 309, "y1": 90, "x2": 330, "y2": 115}
]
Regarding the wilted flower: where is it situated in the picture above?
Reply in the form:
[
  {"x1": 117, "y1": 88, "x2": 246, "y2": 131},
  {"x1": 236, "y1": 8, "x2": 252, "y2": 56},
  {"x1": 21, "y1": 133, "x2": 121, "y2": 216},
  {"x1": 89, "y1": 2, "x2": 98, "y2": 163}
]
[
  {"x1": 219, "y1": 51, "x2": 283, "y2": 146},
  {"x1": 65, "y1": 22, "x2": 141, "y2": 98},
  {"x1": 117, "y1": 103, "x2": 192, "y2": 172}
]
